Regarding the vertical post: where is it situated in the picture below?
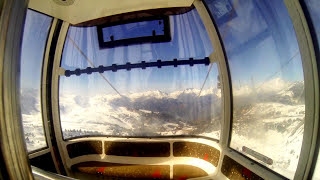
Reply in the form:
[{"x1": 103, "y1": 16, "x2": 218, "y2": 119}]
[
  {"x1": 51, "y1": 21, "x2": 70, "y2": 175},
  {"x1": 0, "y1": 0, "x2": 33, "y2": 179},
  {"x1": 193, "y1": 0, "x2": 232, "y2": 150},
  {"x1": 284, "y1": 0, "x2": 319, "y2": 179}
]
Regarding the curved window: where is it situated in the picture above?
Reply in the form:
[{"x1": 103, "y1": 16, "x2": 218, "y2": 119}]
[
  {"x1": 205, "y1": 0, "x2": 305, "y2": 178},
  {"x1": 59, "y1": 8, "x2": 222, "y2": 140},
  {"x1": 20, "y1": 10, "x2": 52, "y2": 152},
  {"x1": 302, "y1": 0, "x2": 320, "y2": 179}
]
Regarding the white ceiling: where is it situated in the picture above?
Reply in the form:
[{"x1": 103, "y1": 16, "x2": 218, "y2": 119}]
[{"x1": 29, "y1": 0, "x2": 194, "y2": 25}]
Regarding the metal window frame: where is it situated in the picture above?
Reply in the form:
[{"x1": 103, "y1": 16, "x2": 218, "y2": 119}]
[
  {"x1": 193, "y1": 0, "x2": 230, "y2": 150},
  {"x1": 46, "y1": 0, "x2": 319, "y2": 179},
  {"x1": 283, "y1": 0, "x2": 319, "y2": 179},
  {"x1": 50, "y1": 1, "x2": 283, "y2": 178},
  {"x1": 50, "y1": 6, "x2": 225, "y2": 176},
  {"x1": 0, "y1": 0, "x2": 33, "y2": 179},
  {"x1": 26, "y1": 10, "x2": 54, "y2": 156},
  {"x1": 51, "y1": 21, "x2": 70, "y2": 175},
  {"x1": 298, "y1": 0, "x2": 320, "y2": 178},
  {"x1": 31, "y1": 166, "x2": 75, "y2": 180},
  {"x1": 194, "y1": 0, "x2": 309, "y2": 179},
  {"x1": 27, "y1": 18, "x2": 63, "y2": 174}
]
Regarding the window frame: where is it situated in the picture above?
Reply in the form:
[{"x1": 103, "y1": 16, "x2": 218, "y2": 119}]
[
  {"x1": 194, "y1": 1, "x2": 285, "y2": 180},
  {"x1": 299, "y1": 0, "x2": 320, "y2": 179},
  {"x1": 21, "y1": 9, "x2": 52, "y2": 155},
  {"x1": 199, "y1": 0, "x2": 319, "y2": 179},
  {"x1": 283, "y1": 0, "x2": 319, "y2": 179},
  {"x1": 0, "y1": 0, "x2": 34, "y2": 178},
  {"x1": 51, "y1": 7, "x2": 225, "y2": 175},
  {"x1": 97, "y1": 15, "x2": 171, "y2": 48},
  {"x1": 23, "y1": 9, "x2": 63, "y2": 174},
  {"x1": 48, "y1": 0, "x2": 319, "y2": 179},
  {"x1": 56, "y1": 10, "x2": 223, "y2": 141}
]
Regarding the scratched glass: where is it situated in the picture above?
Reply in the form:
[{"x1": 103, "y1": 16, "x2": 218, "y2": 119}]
[{"x1": 204, "y1": 0, "x2": 305, "y2": 178}]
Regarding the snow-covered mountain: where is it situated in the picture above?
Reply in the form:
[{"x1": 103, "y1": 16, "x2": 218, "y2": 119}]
[
  {"x1": 20, "y1": 89, "x2": 47, "y2": 152},
  {"x1": 20, "y1": 89, "x2": 40, "y2": 114},
  {"x1": 233, "y1": 78, "x2": 304, "y2": 107},
  {"x1": 231, "y1": 78, "x2": 304, "y2": 178},
  {"x1": 59, "y1": 87, "x2": 222, "y2": 139},
  {"x1": 21, "y1": 78, "x2": 305, "y2": 177}
]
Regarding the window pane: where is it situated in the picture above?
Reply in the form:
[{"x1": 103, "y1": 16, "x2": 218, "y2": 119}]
[
  {"x1": 20, "y1": 10, "x2": 52, "y2": 152},
  {"x1": 59, "y1": 8, "x2": 222, "y2": 140},
  {"x1": 102, "y1": 19, "x2": 165, "y2": 41},
  {"x1": 205, "y1": 0, "x2": 304, "y2": 178}
]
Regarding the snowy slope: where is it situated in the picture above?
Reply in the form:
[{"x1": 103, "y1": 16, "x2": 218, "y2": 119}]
[
  {"x1": 20, "y1": 89, "x2": 47, "y2": 152},
  {"x1": 231, "y1": 79, "x2": 305, "y2": 178},
  {"x1": 59, "y1": 87, "x2": 222, "y2": 139},
  {"x1": 21, "y1": 78, "x2": 305, "y2": 178}
]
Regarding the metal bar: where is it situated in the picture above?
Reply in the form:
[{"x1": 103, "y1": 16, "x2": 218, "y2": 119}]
[
  {"x1": 0, "y1": 0, "x2": 33, "y2": 179},
  {"x1": 193, "y1": 0, "x2": 231, "y2": 149},
  {"x1": 51, "y1": 22, "x2": 71, "y2": 176},
  {"x1": 38, "y1": 18, "x2": 65, "y2": 175},
  {"x1": 28, "y1": 149, "x2": 51, "y2": 160},
  {"x1": 67, "y1": 36, "x2": 123, "y2": 97},
  {"x1": 198, "y1": 63, "x2": 214, "y2": 96},
  {"x1": 299, "y1": 0, "x2": 320, "y2": 178},
  {"x1": 32, "y1": 166, "x2": 76, "y2": 180},
  {"x1": 64, "y1": 57, "x2": 210, "y2": 77}
]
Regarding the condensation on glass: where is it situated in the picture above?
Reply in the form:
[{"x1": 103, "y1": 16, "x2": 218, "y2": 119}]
[
  {"x1": 20, "y1": 10, "x2": 52, "y2": 152},
  {"x1": 59, "y1": 8, "x2": 222, "y2": 140},
  {"x1": 205, "y1": 0, "x2": 305, "y2": 178}
]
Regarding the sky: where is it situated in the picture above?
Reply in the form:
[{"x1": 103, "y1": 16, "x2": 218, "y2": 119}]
[
  {"x1": 21, "y1": 0, "x2": 305, "y2": 96},
  {"x1": 20, "y1": 10, "x2": 52, "y2": 89},
  {"x1": 206, "y1": 0, "x2": 304, "y2": 87},
  {"x1": 102, "y1": 19, "x2": 165, "y2": 42},
  {"x1": 58, "y1": 0, "x2": 304, "y2": 96},
  {"x1": 60, "y1": 8, "x2": 217, "y2": 95}
]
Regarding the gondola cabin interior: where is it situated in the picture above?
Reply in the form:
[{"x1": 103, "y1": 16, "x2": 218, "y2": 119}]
[{"x1": 0, "y1": 0, "x2": 320, "y2": 179}]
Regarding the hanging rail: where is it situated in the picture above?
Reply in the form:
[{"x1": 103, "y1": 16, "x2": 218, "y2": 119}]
[{"x1": 64, "y1": 57, "x2": 210, "y2": 77}]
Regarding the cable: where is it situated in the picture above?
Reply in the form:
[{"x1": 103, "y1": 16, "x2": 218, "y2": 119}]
[
  {"x1": 198, "y1": 63, "x2": 213, "y2": 96},
  {"x1": 198, "y1": 0, "x2": 239, "y2": 97},
  {"x1": 67, "y1": 36, "x2": 123, "y2": 97}
]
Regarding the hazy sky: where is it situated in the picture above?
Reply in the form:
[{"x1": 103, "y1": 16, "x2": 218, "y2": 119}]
[
  {"x1": 205, "y1": 0, "x2": 304, "y2": 88},
  {"x1": 60, "y1": 8, "x2": 217, "y2": 95},
  {"x1": 21, "y1": 10, "x2": 52, "y2": 90},
  {"x1": 21, "y1": 0, "x2": 305, "y2": 96}
]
